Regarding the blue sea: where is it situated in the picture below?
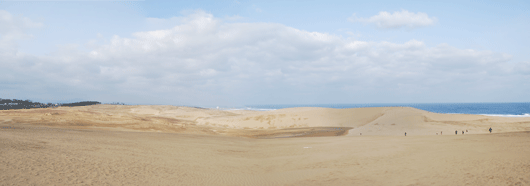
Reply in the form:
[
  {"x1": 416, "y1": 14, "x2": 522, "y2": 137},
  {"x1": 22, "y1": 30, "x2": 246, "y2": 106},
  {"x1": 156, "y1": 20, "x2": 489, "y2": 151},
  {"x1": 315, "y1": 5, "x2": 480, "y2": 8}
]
[{"x1": 237, "y1": 103, "x2": 530, "y2": 117}]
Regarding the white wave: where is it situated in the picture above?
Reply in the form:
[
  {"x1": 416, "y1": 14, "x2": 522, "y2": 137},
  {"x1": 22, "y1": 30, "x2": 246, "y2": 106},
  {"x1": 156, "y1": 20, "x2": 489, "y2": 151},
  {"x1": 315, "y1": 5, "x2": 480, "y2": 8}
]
[
  {"x1": 240, "y1": 107, "x2": 277, "y2": 111},
  {"x1": 480, "y1": 114, "x2": 530, "y2": 117},
  {"x1": 246, "y1": 108, "x2": 277, "y2": 111},
  {"x1": 212, "y1": 107, "x2": 277, "y2": 111}
]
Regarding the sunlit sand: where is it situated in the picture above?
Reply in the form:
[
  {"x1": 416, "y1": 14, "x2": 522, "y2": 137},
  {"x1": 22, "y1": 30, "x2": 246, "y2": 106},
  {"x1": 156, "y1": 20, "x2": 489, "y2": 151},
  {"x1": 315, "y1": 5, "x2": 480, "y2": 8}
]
[{"x1": 1, "y1": 105, "x2": 530, "y2": 185}]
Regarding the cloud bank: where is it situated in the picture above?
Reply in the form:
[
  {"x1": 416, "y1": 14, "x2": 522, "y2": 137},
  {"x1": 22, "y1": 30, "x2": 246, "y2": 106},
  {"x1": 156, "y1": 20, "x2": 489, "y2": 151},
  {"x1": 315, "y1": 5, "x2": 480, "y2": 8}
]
[
  {"x1": 0, "y1": 10, "x2": 42, "y2": 53},
  {"x1": 350, "y1": 10, "x2": 437, "y2": 29},
  {"x1": 0, "y1": 10, "x2": 525, "y2": 106}
]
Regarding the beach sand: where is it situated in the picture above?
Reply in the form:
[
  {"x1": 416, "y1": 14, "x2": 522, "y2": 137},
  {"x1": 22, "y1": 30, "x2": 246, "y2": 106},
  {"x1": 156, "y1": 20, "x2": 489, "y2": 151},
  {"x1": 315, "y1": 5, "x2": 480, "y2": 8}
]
[{"x1": 1, "y1": 105, "x2": 530, "y2": 185}]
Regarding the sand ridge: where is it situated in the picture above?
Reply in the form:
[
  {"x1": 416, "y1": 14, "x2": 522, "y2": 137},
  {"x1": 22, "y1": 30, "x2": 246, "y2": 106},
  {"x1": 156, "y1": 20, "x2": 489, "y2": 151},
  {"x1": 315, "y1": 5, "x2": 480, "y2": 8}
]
[
  {"x1": 1, "y1": 105, "x2": 529, "y2": 137},
  {"x1": 1, "y1": 126, "x2": 530, "y2": 185},
  {"x1": 2, "y1": 105, "x2": 530, "y2": 185}
]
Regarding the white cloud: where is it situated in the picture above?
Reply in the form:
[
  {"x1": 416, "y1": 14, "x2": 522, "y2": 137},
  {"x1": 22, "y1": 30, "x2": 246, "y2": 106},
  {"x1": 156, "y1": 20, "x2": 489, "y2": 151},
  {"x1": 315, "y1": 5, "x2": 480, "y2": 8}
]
[
  {"x1": 0, "y1": 10, "x2": 43, "y2": 53},
  {"x1": 200, "y1": 69, "x2": 217, "y2": 77},
  {"x1": 1, "y1": 10, "x2": 526, "y2": 105},
  {"x1": 349, "y1": 10, "x2": 437, "y2": 29},
  {"x1": 515, "y1": 61, "x2": 530, "y2": 75}
]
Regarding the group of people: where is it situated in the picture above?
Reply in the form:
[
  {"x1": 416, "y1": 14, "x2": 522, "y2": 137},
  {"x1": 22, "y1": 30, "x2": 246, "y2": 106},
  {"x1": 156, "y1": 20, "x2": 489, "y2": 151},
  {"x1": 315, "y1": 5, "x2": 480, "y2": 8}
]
[
  {"x1": 404, "y1": 128, "x2": 493, "y2": 136},
  {"x1": 453, "y1": 128, "x2": 493, "y2": 135}
]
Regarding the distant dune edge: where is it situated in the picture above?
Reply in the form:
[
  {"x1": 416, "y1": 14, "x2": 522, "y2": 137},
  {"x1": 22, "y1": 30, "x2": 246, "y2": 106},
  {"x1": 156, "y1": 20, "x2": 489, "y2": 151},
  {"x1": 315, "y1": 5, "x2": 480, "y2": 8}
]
[{"x1": 1, "y1": 104, "x2": 529, "y2": 137}]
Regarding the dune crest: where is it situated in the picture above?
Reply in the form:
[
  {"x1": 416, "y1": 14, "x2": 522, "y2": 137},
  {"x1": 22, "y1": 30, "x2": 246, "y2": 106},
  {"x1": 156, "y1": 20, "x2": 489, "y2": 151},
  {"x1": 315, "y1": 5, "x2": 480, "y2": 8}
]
[
  {"x1": 1, "y1": 105, "x2": 529, "y2": 137},
  {"x1": 3, "y1": 105, "x2": 530, "y2": 185}
]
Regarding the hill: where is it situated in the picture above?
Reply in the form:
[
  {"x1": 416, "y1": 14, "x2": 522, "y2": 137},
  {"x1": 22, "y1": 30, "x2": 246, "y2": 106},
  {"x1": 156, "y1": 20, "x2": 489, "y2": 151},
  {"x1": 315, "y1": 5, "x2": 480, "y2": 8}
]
[{"x1": 1, "y1": 104, "x2": 529, "y2": 137}]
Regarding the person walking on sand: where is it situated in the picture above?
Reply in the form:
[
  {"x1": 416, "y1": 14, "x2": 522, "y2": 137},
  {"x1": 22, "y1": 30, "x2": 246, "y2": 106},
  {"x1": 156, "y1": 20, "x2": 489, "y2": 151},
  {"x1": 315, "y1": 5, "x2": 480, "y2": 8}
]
[
  {"x1": 405, "y1": 132, "x2": 407, "y2": 136},
  {"x1": 455, "y1": 130, "x2": 458, "y2": 135},
  {"x1": 462, "y1": 131, "x2": 464, "y2": 134},
  {"x1": 489, "y1": 127, "x2": 492, "y2": 133},
  {"x1": 441, "y1": 131, "x2": 442, "y2": 135}
]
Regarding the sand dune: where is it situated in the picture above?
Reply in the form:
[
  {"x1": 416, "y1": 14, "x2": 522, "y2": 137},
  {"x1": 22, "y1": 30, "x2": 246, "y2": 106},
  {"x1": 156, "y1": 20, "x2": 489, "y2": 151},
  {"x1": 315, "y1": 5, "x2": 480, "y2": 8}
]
[
  {"x1": 1, "y1": 105, "x2": 529, "y2": 137},
  {"x1": 1, "y1": 105, "x2": 530, "y2": 185}
]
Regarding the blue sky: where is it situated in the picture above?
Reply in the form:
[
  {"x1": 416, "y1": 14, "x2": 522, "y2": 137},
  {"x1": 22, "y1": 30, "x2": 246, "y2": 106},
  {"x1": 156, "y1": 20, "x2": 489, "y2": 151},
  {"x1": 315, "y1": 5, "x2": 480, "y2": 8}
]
[{"x1": 0, "y1": 0, "x2": 529, "y2": 107}]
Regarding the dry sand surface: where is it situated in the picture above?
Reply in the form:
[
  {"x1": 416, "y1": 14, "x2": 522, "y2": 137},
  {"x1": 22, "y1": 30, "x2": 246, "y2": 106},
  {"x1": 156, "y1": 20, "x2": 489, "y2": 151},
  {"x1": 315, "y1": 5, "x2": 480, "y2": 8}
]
[{"x1": 1, "y1": 105, "x2": 530, "y2": 185}]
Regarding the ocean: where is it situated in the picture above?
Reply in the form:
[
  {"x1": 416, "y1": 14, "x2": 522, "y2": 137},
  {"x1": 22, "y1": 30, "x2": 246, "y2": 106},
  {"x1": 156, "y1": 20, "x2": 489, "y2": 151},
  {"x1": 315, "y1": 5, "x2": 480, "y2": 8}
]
[{"x1": 240, "y1": 103, "x2": 530, "y2": 117}]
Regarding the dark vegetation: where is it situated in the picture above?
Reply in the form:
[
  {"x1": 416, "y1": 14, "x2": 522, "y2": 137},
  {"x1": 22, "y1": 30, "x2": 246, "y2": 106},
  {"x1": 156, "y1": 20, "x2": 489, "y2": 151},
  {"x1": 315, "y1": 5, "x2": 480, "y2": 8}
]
[{"x1": 0, "y1": 98, "x2": 102, "y2": 110}]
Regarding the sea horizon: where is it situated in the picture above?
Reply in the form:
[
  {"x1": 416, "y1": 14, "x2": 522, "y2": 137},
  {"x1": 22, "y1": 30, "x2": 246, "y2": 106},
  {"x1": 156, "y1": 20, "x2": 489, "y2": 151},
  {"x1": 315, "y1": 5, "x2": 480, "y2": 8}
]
[{"x1": 202, "y1": 102, "x2": 530, "y2": 117}]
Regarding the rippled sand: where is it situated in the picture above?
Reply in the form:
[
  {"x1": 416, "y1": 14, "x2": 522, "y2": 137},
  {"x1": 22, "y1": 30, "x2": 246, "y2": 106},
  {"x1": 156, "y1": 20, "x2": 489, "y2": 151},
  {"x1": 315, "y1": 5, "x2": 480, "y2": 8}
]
[{"x1": 1, "y1": 105, "x2": 530, "y2": 185}]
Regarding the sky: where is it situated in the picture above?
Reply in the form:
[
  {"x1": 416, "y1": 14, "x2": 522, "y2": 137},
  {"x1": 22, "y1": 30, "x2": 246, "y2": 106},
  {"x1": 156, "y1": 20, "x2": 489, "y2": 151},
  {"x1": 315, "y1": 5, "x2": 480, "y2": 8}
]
[{"x1": 0, "y1": 0, "x2": 529, "y2": 107}]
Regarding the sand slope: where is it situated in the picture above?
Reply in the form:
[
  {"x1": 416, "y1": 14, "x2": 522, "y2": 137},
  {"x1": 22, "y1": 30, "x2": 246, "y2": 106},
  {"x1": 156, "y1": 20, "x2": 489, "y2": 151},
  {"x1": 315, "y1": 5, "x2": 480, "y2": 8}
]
[
  {"x1": 2, "y1": 105, "x2": 530, "y2": 185},
  {"x1": 1, "y1": 127, "x2": 529, "y2": 185},
  {"x1": 1, "y1": 105, "x2": 528, "y2": 137}
]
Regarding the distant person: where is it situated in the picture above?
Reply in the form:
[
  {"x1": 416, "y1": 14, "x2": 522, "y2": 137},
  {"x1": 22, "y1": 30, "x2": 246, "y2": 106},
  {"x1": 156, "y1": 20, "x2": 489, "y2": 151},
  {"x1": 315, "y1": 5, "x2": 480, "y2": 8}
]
[
  {"x1": 466, "y1": 130, "x2": 468, "y2": 133},
  {"x1": 405, "y1": 132, "x2": 407, "y2": 136},
  {"x1": 441, "y1": 131, "x2": 442, "y2": 135},
  {"x1": 455, "y1": 130, "x2": 458, "y2": 135},
  {"x1": 489, "y1": 127, "x2": 492, "y2": 133},
  {"x1": 462, "y1": 131, "x2": 464, "y2": 134}
]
